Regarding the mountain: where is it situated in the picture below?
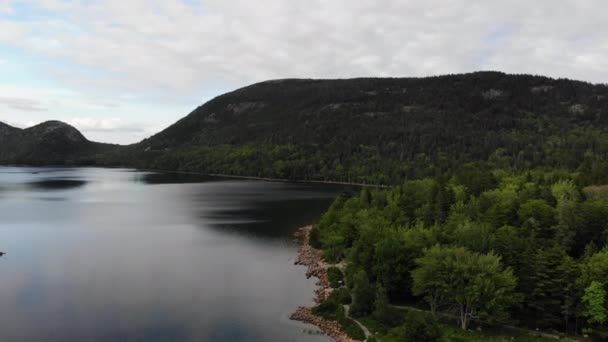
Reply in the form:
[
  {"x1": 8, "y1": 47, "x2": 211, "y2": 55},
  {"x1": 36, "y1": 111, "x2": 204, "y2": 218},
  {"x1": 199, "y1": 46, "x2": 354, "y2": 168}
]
[
  {"x1": 3, "y1": 71, "x2": 608, "y2": 184},
  {"x1": 0, "y1": 120, "x2": 113, "y2": 166},
  {"x1": 104, "y1": 71, "x2": 608, "y2": 185},
  {"x1": 0, "y1": 122, "x2": 21, "y2": 144}
]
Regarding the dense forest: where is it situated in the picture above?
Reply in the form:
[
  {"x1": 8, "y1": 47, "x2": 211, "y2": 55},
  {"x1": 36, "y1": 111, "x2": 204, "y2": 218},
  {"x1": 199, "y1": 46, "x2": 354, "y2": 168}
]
[
  {"x1": 2, "y1": 72, "x2": 608, "y2": 188},
  {"x1": 95, "y1": 71, "x2": 608, "y2": 186},
  {"x1": 310, "y1": 168, "x2": 608, "y2": 341}
]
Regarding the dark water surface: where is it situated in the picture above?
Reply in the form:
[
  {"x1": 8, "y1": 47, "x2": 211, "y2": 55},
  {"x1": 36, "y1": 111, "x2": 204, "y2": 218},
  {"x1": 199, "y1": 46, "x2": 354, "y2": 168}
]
[{"x1": 0, "y1": 167, "x2": 346, "y2": 341}]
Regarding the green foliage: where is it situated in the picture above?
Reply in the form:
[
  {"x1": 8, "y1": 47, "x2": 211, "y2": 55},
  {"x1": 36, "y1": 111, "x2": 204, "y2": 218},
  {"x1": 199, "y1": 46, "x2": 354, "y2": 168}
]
[
  {"x1": 373, "y1": 284, "x2": 391, "y2": 323},
  {"x1": 311, "y1": 290, "x2": 365, "y2": 340},
  {"x1": 518, "y1": 199, "x2": 557, "y2": 239},
  {"x1": 312, "y1": 295, "x2": 340, "y2": 319},
  {"x1": 578, "y1": 250, "x2": 608, "y2": 290},
  {"x1": 327, "y1": 266, "x2": 344, "y2": 288},
  {"x1": 333, "y1": 287, "x2": 353, "y2": 305},
  {"x1": 308, "y1": 225, "x2": 323, "y2": 249},
  {"x1": 383, "y1": 311, "x2": 442, "y2": 342},
  {"x1": 20, "y1": 73, "x2": 606, "y2": 186},
  {"x1": 412, "y1": 245, "x2": 517, "y2": 330},
  {"x1": 582, "y1": 281, "x2": 607, "y2": 325},
  {"x1": 314, "y1": 171, "x2": 608, "y2": 335},
  {"x1": 372, "y1": 227, "x2": 418, "y2": 300},
  {"x1": 335, "y1": 306, "x2": 367, "y2": 341},
  {"x1": 440, "y1": 326, "x2": 563, "y2": 342},
  {"x1": 521, "y1": 246, "x2": 578, "y2": 329},
  {"x1": 351, "y1": 269, "x2": 375, "y2": 317},
  {"x1": 551, "y1": 180, "x2": 580, "y2": 203}
]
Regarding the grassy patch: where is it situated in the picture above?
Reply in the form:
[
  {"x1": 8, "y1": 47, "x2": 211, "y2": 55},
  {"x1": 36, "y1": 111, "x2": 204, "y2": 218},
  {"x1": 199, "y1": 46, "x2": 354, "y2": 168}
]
[{"x1": 441, "y1": 326, "x2": 569, "y2": 342}]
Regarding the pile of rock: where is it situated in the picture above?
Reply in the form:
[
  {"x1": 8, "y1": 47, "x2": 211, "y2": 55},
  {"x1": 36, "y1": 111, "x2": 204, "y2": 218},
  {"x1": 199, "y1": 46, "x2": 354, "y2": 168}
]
[
  {"x1": 290, "y1": 307, "x2": 353, "y2": 342},
  {"x1": 294, "y1": 225, "x2": 332, "y2": 303},
  {"x1": 291, "y1": 225, "x2": 354, "y2": 342}
]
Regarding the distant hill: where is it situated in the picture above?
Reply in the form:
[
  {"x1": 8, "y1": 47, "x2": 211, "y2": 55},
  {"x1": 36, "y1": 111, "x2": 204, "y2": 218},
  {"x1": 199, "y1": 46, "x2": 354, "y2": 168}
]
[
  {"x1": 0, "y1": 121, "x2": 113, "y2": 166},
  {"x1": 0, "y1": 122, "x2": 21, "y2": 144},
  {"x1": 104, "y1": 71, "x2": 608, "y2": 184},
  {"x1": 3, "y1": 72, "x2": 608, "y2": 184}
]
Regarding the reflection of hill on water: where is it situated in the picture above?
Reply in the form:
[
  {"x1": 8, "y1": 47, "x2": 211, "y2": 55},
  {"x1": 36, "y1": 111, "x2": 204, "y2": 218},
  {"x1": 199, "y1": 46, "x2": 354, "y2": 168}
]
[
  {"x1": 27, "y1": 179, "x2": 88, "y2": 190},
  {"x1": 136, "y1": 172, "x2": 213, "y2": 185}
]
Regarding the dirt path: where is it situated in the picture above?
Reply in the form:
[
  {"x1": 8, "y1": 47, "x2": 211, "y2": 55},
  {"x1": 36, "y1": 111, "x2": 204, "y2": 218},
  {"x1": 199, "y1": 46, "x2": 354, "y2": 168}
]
[{"x1": 343, "y1": 305, "x2": 372, "y2": 340}]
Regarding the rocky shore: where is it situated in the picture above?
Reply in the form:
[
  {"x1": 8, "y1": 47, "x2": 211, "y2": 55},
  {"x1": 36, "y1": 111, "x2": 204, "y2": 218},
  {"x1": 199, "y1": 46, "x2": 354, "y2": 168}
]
[{"x1": 290, "y1": 225, "x2": 354, "y2": 342}]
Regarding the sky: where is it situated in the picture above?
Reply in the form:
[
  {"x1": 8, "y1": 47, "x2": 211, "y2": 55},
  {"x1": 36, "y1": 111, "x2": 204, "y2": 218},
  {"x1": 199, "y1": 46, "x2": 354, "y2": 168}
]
[{"x1": 0, "y1": 0, "x2": 607, "y2": 144}]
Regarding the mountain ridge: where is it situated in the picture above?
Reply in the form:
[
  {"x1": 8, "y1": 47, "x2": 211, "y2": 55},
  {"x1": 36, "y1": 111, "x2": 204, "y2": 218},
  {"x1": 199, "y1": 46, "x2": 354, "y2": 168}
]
[
  {"x1": 2, "y1": 71, "x2": 608, "y2": 184},
  {"x1": 0, "y1": 120, "x2": 113, "y2": 166}
]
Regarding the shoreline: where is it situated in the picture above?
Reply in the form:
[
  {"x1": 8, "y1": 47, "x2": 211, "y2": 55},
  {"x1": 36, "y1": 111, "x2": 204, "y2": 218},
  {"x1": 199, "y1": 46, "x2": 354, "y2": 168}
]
[
  {"x1": 290, "y1": 225, "x2": 355, "y2": 342},
  {"x1": 137, "y1": 168, "x2": 390, "y2": 188}
]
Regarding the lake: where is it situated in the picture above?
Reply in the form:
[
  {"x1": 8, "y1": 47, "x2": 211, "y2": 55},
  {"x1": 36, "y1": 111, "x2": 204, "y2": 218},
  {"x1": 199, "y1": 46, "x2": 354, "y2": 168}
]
[{"x1": 0, "y1": 167, "x2": 345, "y2": 341}]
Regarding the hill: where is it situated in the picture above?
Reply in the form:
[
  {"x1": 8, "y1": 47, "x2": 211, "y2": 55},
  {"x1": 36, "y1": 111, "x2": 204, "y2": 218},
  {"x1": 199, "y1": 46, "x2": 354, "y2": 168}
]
[
  {"x1": 102, "y1": 71, "x2": 608, "y2": 185},
  {"x1": 0, "y1": 121, "x2": 113, "y2": 166},
  {"x1": 0, "y1": 122, "x2": 21, "y2": 144}
]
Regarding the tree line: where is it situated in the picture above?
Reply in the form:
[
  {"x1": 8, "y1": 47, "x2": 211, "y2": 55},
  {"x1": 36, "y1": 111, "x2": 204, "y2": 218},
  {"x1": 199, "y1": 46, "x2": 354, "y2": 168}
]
[{"x1": 310, "y1": 165, "x2": 608, "y2": 339}]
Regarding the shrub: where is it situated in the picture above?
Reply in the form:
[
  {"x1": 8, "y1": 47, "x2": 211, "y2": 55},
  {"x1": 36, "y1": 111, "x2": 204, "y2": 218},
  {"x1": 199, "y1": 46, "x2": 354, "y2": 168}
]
[
  {"x1": 385, "y1": 311, "x2": 442, "y2": 342},
  {"x1": 402, "y1": 312, "x2": 441, "y2": 341},
  {"x1": 309, "y1": 225, "x2": 323, "y2": 249},
  {"x1": 333, "y1": 287, "x2": 352, "y2": 305},
  {"x1": 336, "y1": 306, "x2": 366, "y2": 341},
  {"x1": 312, "y1": 297, "x2": 340, "y2": 319},
  {"x1": 350, "y1": 270, "x2": 375, "y2": 317},
  {"x1": 327, "y1": 266, "x2": 344, "y2": 288},
  {"x1": 312, "y1": 289, "x2": 365, "y2": 340}
]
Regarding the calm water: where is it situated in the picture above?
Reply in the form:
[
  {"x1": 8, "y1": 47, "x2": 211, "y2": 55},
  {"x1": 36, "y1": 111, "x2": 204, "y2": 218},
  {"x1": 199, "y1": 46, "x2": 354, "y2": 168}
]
[{"x1": 0, "y1": 167, "x2": 344, "y2": 342}]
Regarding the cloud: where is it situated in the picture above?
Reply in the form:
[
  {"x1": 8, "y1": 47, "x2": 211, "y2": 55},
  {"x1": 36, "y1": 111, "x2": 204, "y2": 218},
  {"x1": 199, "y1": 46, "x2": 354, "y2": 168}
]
[
  {"x1": 68, "y1": 117, "x2": 145, "y2": 133},
  {"x1": 2, "y1": 0, "x2": 608, "y2": 144},
  {"x1": 0, "y1": 96, "x2": 48, "y2": 111},
  {"x1": 1, "y1": 0, "x2": 606, "y2": 93},
  {"x1": 66, "y1": 117, "x2": 165, "y2": 144},
  {"x1": 0, "y1": 0, "x2": 14, "y2": 15}
]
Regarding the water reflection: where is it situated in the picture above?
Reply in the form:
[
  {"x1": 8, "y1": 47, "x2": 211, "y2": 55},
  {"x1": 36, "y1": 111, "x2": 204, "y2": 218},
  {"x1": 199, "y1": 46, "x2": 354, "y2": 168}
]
[
  {"x1": 0, "y1": 167, "x2": 337, "y2": 341},
  {"x1": 27, "y1": 179, "x2": 88, "y2": 190},
  {"x1": 135, "y1": 171, "x2": 214, "y2": 184}
]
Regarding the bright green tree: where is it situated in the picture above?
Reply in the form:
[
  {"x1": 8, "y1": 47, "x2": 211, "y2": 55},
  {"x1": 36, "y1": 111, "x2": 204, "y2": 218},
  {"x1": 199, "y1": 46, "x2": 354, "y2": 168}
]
[
  {"x1": 582, "y1": 281, "x2": 607, "y2": 325},
  {"x1": 412, "y1": 245, "x2": 517, "y2": 330}
]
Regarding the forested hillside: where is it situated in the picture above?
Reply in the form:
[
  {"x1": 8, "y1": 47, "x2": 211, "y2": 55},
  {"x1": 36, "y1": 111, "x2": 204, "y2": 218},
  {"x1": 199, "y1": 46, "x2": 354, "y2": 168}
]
[
  {"x1": 101, "y1": 71, "x2": 608, "y2": 185},
  {"x1": 0, "y1": 121, "x2": 113, "y2": 165}
]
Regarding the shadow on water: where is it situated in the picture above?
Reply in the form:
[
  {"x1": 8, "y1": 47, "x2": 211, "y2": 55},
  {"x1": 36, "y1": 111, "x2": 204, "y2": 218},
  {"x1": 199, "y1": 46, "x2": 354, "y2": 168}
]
[
  {"x1": 26, "y1": 179, "x2": 88, "y2": 191},
  {"x1": 134, "y1": 171, "x2": 215, "y2": 185},
  {"x1": 190, "y1": 181, "x2": 358, "y2": 239}
]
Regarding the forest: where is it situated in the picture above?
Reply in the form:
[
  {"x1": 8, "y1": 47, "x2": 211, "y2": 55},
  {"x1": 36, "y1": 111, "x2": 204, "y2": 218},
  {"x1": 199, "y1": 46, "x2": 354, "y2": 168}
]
[
  {"x1": 310, "y1": 165, "x2": 608, "y2": 341},
  {"x1": 95, "y1": 72, "x2": 608, "y2": 186},
  {"x1": 3, "y1": 72, "x2": 608, "y2": 188}
]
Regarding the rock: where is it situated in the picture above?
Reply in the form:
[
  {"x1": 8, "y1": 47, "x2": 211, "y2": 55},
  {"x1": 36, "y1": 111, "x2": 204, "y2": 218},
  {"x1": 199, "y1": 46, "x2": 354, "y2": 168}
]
[{"x1": 290, "y1": 225, "x2": 354, "y2": 342}]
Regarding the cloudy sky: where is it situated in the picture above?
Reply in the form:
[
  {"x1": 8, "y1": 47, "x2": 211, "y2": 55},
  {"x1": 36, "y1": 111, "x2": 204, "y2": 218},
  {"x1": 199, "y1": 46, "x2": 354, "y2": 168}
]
[{"x1": 0, "y1": 0, "x2": 607, "y2": 144}]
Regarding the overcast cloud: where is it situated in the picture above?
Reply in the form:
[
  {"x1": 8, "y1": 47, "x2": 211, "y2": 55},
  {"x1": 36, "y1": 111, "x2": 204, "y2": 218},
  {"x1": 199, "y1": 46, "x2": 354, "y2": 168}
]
[{"x1": 0, "y1": 0, "x2": 607, "y2": 143}]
